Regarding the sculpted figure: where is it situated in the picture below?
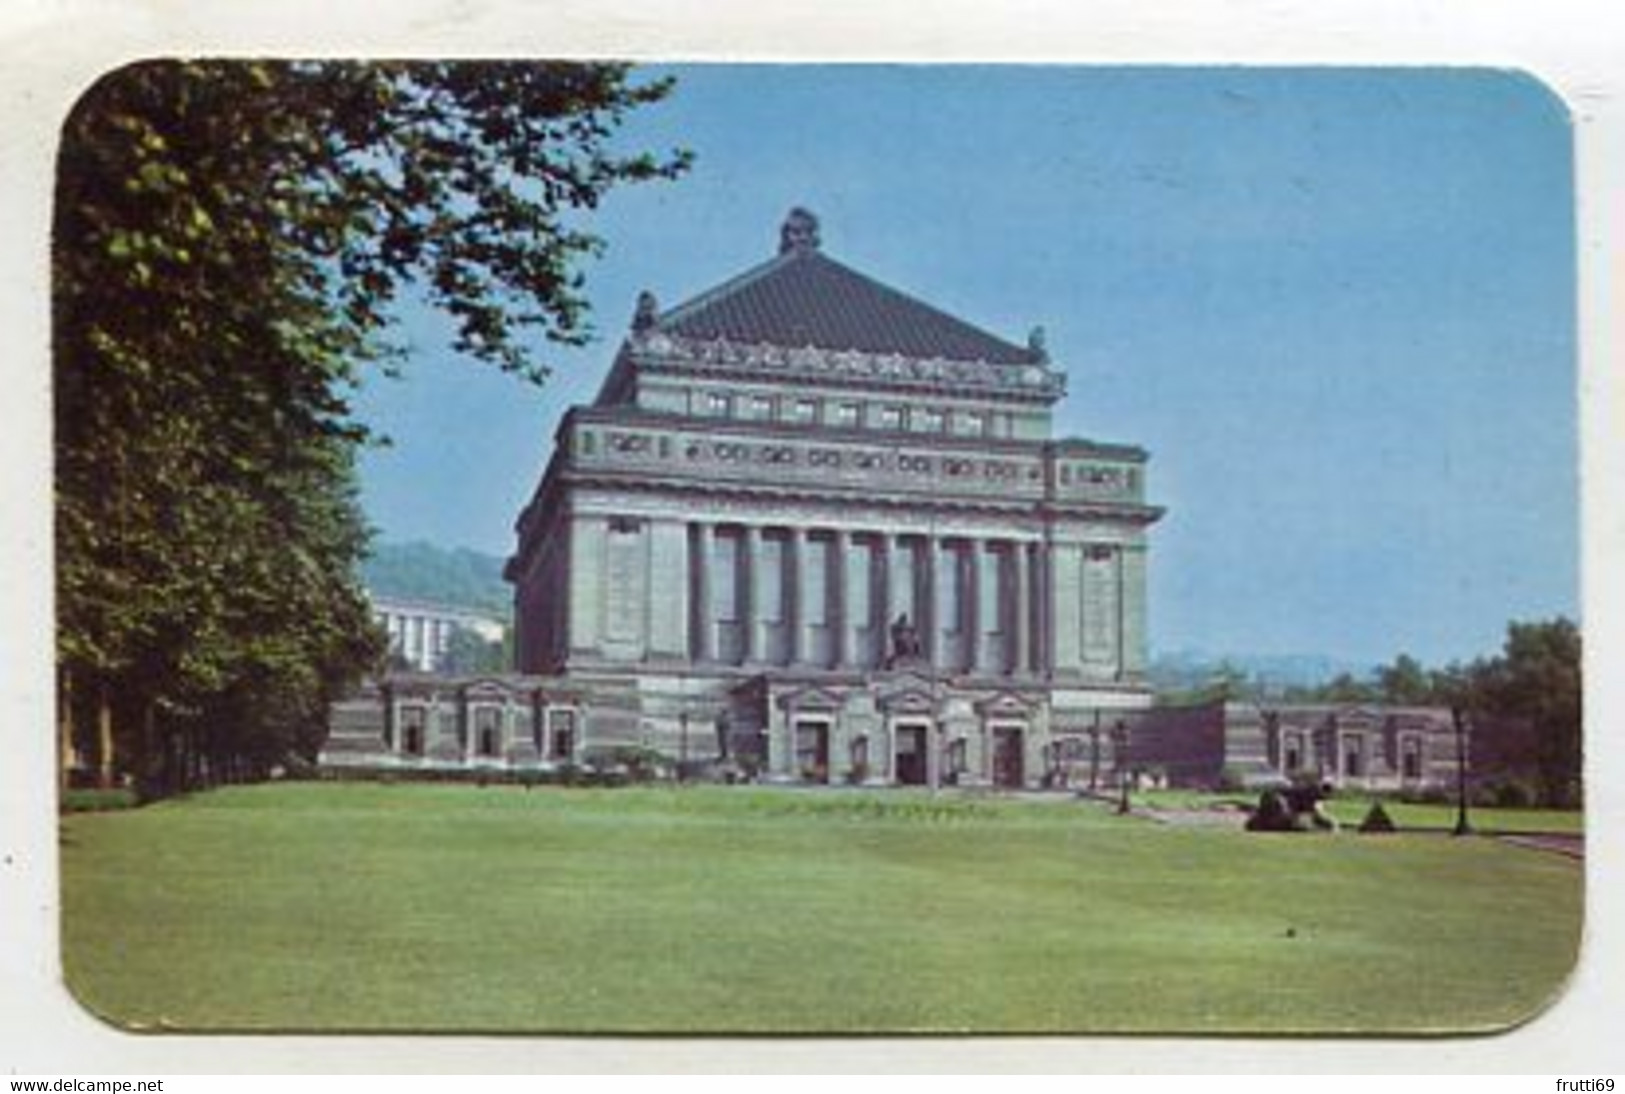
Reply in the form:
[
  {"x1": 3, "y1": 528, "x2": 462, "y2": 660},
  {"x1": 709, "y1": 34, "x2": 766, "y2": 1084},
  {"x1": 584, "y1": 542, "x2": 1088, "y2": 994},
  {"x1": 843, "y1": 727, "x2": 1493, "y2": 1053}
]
[{"x1": 888, "y1": 613, "x2": 922, "y2": 664}]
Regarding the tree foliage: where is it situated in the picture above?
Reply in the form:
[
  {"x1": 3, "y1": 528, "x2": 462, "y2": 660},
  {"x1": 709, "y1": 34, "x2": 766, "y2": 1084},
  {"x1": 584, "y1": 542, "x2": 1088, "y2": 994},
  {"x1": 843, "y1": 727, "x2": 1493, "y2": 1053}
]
[
  {"x1": 1459, "y1": 618, "x2": 1582, "y2": 807},
  {"x1": 54, "y1": 60, "x2": 689, "y2": 795}
]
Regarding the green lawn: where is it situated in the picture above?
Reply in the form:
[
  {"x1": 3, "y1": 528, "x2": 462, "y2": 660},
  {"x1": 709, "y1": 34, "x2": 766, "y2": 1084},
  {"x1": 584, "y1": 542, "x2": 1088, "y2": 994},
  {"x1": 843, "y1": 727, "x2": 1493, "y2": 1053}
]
[{"x1": 60, "y1": 782, "x2": 1583, "y2": 1035}]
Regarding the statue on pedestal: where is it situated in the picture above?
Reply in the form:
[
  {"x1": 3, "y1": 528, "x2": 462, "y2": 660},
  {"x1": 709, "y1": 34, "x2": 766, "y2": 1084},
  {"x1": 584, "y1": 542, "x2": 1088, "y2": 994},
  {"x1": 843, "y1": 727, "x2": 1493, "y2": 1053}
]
[{"x1": 887, "y1": 613, "x2": 923, "y2": 669}]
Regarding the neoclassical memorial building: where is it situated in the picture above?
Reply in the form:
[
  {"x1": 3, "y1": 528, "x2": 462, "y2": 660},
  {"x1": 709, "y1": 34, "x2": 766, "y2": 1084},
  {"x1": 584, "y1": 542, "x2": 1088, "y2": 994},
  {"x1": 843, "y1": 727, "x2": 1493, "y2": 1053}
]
[{"x1": 324, "y1": 208, "x2": 1164, "y2": 787}]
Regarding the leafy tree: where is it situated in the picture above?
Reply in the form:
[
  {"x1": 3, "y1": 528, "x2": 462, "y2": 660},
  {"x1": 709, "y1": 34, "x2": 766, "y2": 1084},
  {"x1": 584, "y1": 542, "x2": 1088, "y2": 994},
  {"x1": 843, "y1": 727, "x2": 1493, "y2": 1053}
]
[
  {"x1": 1317, "y1": 671, "x2": 1381, "y2": 704},
  {"x1": 1377, "y1": 653, "x2": 1432, "y2": 705},
  {"x1": 439, "y1": 625, "x2": 509, "y2": 676},
  {"x1": 1473, "y1": 618, "x2": 1581, "y2": 807},
  {"x1": 54, "y1": 60, "x2": 689, "y2": 795}
]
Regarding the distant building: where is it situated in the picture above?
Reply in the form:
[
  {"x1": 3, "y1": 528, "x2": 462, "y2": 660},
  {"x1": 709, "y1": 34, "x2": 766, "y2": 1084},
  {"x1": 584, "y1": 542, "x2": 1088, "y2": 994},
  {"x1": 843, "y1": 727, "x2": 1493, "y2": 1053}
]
[
  {"x1": 324, "y1": 208, "x2": 1163, "y2": 783},
  {"x1": 369, "y1": 593, "x2": 506, "y2": 673}
]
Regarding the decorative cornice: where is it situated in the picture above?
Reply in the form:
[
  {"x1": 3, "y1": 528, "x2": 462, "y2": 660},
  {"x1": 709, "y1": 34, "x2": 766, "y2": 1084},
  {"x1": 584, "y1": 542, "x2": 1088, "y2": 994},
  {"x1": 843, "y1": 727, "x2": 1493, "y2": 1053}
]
[
  {"x1": 560, "y1": 469, "x2": 1156, "y2": 524},
  {"x1": 625, "y1": 330, "x2": 1066, "y2": 402}
]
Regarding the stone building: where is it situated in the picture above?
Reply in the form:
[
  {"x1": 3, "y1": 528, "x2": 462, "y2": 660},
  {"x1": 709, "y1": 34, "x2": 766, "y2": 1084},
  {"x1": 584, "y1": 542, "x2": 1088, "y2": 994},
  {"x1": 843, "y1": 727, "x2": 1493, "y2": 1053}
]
[
  {"x1": 369, "y1": 593, "x2": 506, "y2": 673},
  {"x1": 1130, "y1": 701, "x2": 1467, "y2": 792},
  {"x1": 323, "y1": 208, "x2": 1163, "y2": 786}
]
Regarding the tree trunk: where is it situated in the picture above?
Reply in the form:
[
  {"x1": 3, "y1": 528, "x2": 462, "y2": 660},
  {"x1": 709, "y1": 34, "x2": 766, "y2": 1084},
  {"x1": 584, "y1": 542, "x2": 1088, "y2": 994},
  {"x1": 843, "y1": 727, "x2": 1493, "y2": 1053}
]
[
  {"x1": 58, "y1": 668, "x2": 76, "y2": 801},
  {"x1": 96, "y1": 683, "x2": 115, "y2": 791},
  {"x1": 134, "y1": 700, "x2": 160, "y2": 802}
]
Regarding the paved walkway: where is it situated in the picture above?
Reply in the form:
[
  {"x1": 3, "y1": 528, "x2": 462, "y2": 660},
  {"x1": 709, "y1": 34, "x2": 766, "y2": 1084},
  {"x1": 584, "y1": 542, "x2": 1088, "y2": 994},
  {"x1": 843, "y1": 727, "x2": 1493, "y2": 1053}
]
[
  {"x1": 1493, "y1": 832, "x2": 1585, "y2": 860},
  {"x1": 1135, "y1": 805, "x2": 1585, "y2": 859}
]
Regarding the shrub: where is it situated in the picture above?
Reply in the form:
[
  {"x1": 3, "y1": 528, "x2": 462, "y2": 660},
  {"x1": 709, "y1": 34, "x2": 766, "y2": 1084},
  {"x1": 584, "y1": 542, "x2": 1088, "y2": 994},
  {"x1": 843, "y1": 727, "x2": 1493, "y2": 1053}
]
[
  {"x1": 1358, "y1": 800, "x2": 1397, "y2": 833},
  {"x1": 1215, "y1": 766, "x2": 1248, "y2": 793},
  {"x1": 1488, "y1": 777, "x2": 1538, "y2": 809}
]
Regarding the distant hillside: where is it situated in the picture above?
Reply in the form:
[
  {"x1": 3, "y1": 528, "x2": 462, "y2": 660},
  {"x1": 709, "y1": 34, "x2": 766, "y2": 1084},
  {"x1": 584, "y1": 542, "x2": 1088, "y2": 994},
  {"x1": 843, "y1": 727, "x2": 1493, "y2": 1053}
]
[
  {"x1": 1149, "y1": 648, "x2": 1371, "y2": 698},
  {"x1": 360, "y1": 541, "x2": 511, "y2": 618}
]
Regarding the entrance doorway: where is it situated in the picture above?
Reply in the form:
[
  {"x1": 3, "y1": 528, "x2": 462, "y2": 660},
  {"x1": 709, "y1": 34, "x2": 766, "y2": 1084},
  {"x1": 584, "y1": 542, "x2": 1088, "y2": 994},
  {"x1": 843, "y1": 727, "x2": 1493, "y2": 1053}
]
[
  {"x1": 794, "y1": 719, "x2": 830, "y2": 783},
  {"x1": 993, "y1": 726, "x2": 1025, "y2": 789},
  {"x1": 893, "y1": 723, "x2": 929, "y2": 786}
]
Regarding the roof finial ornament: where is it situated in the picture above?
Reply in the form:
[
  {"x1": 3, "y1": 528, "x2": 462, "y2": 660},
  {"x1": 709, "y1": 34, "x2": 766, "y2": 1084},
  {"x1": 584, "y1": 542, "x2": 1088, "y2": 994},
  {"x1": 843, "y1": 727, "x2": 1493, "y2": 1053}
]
[
  {"x1": 1027, "y1": 324, "x2": 1049, "y2": 364},
  {"x1": 779, "y1": 206, "x2": 821, "y2": 255},
  {"x1": 631, "y1": 289, "x2": 659, "y2": 333}
]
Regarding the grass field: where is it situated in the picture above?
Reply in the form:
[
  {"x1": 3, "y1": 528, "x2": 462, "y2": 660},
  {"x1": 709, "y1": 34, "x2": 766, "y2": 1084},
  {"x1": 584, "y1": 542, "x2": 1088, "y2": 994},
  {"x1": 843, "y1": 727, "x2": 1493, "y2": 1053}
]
[{"x1": 60, "y1": 782, "x2": 1583, "y2": 1035}]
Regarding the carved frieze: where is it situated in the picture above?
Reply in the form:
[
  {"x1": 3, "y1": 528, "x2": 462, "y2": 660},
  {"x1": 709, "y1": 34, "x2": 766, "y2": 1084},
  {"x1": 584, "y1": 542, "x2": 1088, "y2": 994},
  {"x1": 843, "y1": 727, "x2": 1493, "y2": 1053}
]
[{"x1": 627, "y1": 330, "x2": 1066, "y2": 401}]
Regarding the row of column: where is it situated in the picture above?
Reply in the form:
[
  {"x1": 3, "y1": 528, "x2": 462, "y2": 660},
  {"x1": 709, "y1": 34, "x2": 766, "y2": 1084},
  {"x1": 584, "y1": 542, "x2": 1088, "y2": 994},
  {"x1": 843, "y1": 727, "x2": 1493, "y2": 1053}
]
[
  {"x1": 686, "y1": 522, "x2": 1047, "y2": 676},
  {"x1": 379, "y1": 610, "x2": 453, "y2": 672}
]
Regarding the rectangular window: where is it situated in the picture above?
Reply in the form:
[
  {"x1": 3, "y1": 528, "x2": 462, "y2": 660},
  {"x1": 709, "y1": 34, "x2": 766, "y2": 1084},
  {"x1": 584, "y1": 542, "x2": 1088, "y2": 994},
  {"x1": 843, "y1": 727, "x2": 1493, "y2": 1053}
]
[
  {"x1": 937, "y1": 542, "x2": 963, "y2": 635},
  {"x1": 922, "y1": 408, "x2": 946, "y2": 433},
  {"x1": 835, "y1": 402, "x2": 861, "y2": 428},
  {"x1": 961, "y1": 411, "x2": 987, "y2": 436},
  {"x1": 978, "y1": 546, "x2": 1002, "y2": 635},
  {"x1": 848, "y1": 538, "x2": 872, "y2": 627},
  {"x1": 792, "y1": 398, "x2": 818, "y2": 424},
  {"x1": 712, "y1": 531, "x2": 740, "y2": 622},
  {"x1": 706, "y1": 392, "x2": 732, "y2": 417},
  {"x1": 750, "y1": 395, "x2": 774, "y2": 420},
  {"x1": 879, "y1": 405, "x2": 904, "y2": 431},
  {"x1": 804, "y1": 536, "x2": 830, "y2": 626},
  {"x1": 605, "y1": 523, "x2": 641, "y2": 642},
  {"x1": 759, "y1": 534, "x2": 785, "y2": 624}
]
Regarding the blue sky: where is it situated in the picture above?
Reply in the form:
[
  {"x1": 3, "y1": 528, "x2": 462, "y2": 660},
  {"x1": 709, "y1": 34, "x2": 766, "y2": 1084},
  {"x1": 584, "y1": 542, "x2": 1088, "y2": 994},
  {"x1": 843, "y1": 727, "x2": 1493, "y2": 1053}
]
[{"x1": 353, "y1": 65, "x2": 1577, "y2": 668}]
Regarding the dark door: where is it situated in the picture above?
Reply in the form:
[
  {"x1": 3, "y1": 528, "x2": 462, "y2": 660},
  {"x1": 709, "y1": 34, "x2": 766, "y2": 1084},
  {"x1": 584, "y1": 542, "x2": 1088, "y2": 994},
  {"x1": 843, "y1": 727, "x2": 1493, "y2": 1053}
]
[
  {"x1": 795, "y1": 720, "x2": 830, "y2": 783},
  {"x1": 994, "y1": 727, "x2": 1025, "y2": 789},
  {"x1": 894, "y1": 725, "x2": 928, "y2": 786}
]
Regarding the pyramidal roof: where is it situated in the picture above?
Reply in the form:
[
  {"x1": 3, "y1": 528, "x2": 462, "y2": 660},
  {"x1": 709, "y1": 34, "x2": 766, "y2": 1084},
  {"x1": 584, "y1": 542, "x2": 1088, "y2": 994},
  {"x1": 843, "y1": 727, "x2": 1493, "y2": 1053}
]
[{"x1": 648, "y1": 208, "x2": 1041, "y2": 367}]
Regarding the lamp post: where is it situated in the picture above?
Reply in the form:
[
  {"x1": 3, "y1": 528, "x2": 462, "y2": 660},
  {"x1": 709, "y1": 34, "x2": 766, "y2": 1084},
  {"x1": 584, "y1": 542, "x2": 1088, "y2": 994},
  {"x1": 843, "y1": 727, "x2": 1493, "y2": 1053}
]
[
  {"x1": 678, "y1": 711, "x2": 689, "y2": 785},
  {"x1": 1112, "y1": 718, "x2": 1131, "y2": 815},
  {"x1": 1088, "y1": 709, "x2": 1101, "y2": 792},
  {"x1": 1451, "y1": 706, "x2": 1472, "y2": 837}
]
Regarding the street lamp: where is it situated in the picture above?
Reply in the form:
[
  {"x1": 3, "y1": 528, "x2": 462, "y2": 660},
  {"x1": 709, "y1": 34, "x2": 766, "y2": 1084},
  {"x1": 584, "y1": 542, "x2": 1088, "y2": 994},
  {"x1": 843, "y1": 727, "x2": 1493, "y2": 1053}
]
[
  {"x1": 678, "y1": 711, "x2": 689, "y2": 784},
  {"x1": 1112, "y1": 718, "x2": 1131, "y2": 815},
  {"x1": 1451, "y1": 706, "x2": 1472, "y2": 836},
  {"x1": 1088, "y1": 710, "x2": 1101, "y2": 792}
]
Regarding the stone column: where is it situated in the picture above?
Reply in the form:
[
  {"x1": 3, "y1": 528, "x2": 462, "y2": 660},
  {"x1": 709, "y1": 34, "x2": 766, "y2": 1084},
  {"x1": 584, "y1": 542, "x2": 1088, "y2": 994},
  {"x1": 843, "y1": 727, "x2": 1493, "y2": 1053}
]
[
  {"x1": 966, "y1": 538, "x2": 983, "y2": 674},
  {"x1": 743, "y1": 524, "x2": 763, "y2": 664},
  {"x1": 1038, "y1": 537, "x2": 1054, "y2": 677},
  {"x1": 787, "y1": 527, "x2": 806, "y2": 666},
  {"x1": 922, "y1": 536, "x2": 939, "y2": 670},
  {"x1": 692, "y1": 522, "x2": 713, "y2": 663},
  {"x1": 832, "y1": 528, "x2": 851, "y2": 669},
  {"x1": 874, "y1": 532, "x2": 890, "y2": 666},
  {"x1": 1013, "y1": 541, "x2": 1030, "y2": 676}
]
